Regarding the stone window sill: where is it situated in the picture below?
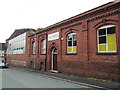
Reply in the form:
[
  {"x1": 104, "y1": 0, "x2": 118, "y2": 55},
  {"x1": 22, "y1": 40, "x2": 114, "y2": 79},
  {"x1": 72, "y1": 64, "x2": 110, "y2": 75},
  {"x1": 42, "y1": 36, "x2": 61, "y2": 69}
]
[
  {"x1": 65, "y1": 53, "x2": 77, "y2": 55},
  {"x1": 96, "y1": 52, "x2": 118, "y2": 55}
]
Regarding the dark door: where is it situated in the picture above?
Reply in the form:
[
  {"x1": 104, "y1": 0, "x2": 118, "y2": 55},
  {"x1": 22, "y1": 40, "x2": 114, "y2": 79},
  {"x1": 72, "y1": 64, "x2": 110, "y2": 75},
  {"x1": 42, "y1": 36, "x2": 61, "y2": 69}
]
[{"x1": 53, "y1": 54, "x2": 57, "y2": 70}]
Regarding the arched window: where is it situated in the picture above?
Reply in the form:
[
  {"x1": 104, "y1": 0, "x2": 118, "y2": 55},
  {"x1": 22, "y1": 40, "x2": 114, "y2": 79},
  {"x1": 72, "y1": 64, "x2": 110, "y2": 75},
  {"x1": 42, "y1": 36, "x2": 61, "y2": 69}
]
[
  {"x1": 32, "y1": 41, "x2": 36, "y2": 54},
  {"x1": 97, "y1": 25, "x2": 117, "y2": 52},
  {"x1": 67, "y1": 33, "x2": 77, "y2": 53},
  {"x1": 41, "y1": 39, "x2": 46, "y2": 54}
]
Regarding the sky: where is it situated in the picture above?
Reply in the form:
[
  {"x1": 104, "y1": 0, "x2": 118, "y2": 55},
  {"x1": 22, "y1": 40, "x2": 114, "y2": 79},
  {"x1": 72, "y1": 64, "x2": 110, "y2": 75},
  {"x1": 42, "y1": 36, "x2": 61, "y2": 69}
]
[{"x1": 0, "y1": 0, "x2": 114, "y2": 43}]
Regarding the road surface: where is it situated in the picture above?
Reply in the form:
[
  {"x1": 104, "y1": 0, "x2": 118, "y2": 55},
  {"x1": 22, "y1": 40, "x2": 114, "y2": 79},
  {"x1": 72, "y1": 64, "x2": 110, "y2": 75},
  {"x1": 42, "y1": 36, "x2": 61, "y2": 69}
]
[{"x1": 0, "y1": 68, "x2": 99, "y2": 89}]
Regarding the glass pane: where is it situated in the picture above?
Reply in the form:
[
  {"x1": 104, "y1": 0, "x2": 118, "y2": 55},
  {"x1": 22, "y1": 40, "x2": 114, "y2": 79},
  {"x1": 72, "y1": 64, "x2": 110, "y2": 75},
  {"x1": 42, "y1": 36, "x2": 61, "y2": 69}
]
[
  {"x1": 73, "y1": 34, "x2": 76, "y2": 39},
  {"x1": 108, "y1": 44, "x2": 116, "y2": 51},
  {"x1": 44, "y1": 49, "x2": 46, "y2": 54},
  {"x1": 68, "y1": 35, "x2": 72, "y2": 40},
  {"x1": 68, "y1": 47, "x2": 73, "y2": 53},
  {"x1": 99, "y1": 44, "x2": 106, "y2": 51},
  {"x1": 23, "y1": 40, "x2": 26, "y2": 47},
  {"x1": 19, "y1": 41, "x2": 22, "y2": 47},
  {"x1": 107, "y1": 27, "x2": 115, "y2": 34},
  {"x1": 42, "y1": 49, "x2": 45, "y2": 54},
  {"x1": 73, "y1": 40, "x2": 76, "y2": 46},
  {"x1": 17, "y1": 42, "x2": 20, "y2": 49},
  {"x1": 73, "y1": 47, "x2": 76, "y2": 53},
  {"x1": 107, "y1": 35, "x2": 116, "y2": 43},
  {"x1": 98, "y1": 29, "x2": 106, "y2": 36},
  {"x1": 32, "y1": 42, "x2": 35, "y2": 54},
  {"x1": 68, "y1": 41, "x2": 72, "y2": 46},
  {"x1": 43, "y1": 45, "x2": 46, "y2": 49},
  {"x1": 42, "y1": 40, "x2": 44, "y2": 44},
  {"x1": 42, "y1": 49, "x2": 43, "y2": 54},
  {"x1": 99, "y1": 36, "x2": 106, "y2": 44},
  {"x1": 44, "y1": 40, "x2": 46, "y2": 44}
]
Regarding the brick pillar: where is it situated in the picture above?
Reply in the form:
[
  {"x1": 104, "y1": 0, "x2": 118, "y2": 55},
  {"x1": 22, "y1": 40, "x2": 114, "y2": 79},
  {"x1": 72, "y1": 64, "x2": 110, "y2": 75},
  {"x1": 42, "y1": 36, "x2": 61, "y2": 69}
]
[
  {"x1": 81, "y1": 20, "x2": 89, "y2": 61},
  {"x1": 28, "y1": 38, "x2": 31, "y2": 57},
  {"x1": 26, "y1": 32, "x2": 29, "y2": 67},
  {"x1": 35, "y1": 35, "x2": 39, "y2": 58}
]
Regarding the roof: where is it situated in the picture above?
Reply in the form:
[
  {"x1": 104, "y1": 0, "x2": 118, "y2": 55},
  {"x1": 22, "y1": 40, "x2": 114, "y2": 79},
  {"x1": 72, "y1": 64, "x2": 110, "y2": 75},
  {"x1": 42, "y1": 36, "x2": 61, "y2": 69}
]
[
  {"x1": 36, "y1": 1, "x2": 120, "y2": 34},
  {"x1": 8, "y1": 28, "x2": 34, "y2": 40}
]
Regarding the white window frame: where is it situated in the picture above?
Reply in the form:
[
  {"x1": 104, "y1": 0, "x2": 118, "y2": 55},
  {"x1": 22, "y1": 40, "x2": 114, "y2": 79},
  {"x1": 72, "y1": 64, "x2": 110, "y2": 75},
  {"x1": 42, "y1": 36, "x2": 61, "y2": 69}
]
[
  {"x1": 97, "y1": 25, "x2": 117, "y2": 53},
  {"x1": 67, "y1": 33, "x2": 77, "y2": 53}
]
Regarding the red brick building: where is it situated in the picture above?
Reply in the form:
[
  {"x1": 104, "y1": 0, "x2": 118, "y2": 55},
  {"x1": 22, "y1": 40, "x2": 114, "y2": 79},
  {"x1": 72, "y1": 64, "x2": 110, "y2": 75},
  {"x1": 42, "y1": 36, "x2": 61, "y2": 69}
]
[
  {"x1": 7, "y1": 1, "x2": 120, "y2": 81},
  {"x1": 6, "y1": 28, "x2": 35, "y2": 67}
]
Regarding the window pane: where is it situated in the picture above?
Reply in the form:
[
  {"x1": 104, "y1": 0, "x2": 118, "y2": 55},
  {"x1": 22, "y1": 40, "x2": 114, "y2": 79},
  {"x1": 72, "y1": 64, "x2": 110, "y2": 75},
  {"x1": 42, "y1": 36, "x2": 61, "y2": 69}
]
[
  {"x1": 68, "y1": 41, "x2": 72, "y2": 46},
  {"x1": 43, "y1": 45, "x2": 46, "y2": 48},
  {"x1": 107, "y1": 27, "x2": 115, "y2": 34},
  {"x1": 73, "y1": 40, "x2": 76, "y2": 46},
  {"x1": 107, "y1": 35, "x2": 116, "y2": 43},
  {"x1": 23, "y1": 40, "x2": 26, "y2": 47},
  {"x1": 73, "y1": 34, "x2": 76, "y2": 39},
  {"x1": 68, "y1": 47, "x2": 73, "y2": 53},
  {"x1": 41, "y1": 40, "x2": 46, "y2": 54},
  {"x1": 73, "y1": 47, "x2": 76, "y2": 53},
  {"x1": 68, "y1": 35, "x2": 72, "y2": 40},
  {"x1": 99, "y1": 36, "x2": 106, "y2": 44},
  {"x1": 98, "y1": 29, "x2": 106, "y2": 36},
  {"x1": 99, "y1": 44, "x2": 106, "y2": 51},
  {"x1": 42, "y1": 49, "x2": 46, "y2": 54},
  {"x1": 108, "y1": 44, "x2": 116, "y2": 51},
  {"x1": 32, "y1": 42, "x2": 35, "y2": 54}
]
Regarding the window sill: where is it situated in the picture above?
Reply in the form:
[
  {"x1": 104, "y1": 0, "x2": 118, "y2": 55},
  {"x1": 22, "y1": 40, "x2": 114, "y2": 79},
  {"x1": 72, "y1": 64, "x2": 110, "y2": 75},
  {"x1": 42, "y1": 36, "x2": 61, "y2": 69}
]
[
  {"x1": 96, "y1": 52, "x2": 118, "y2": 55},
  {"x1": 65, "y1": 53, "x2": 77, "y2": 55},
  {"x1": 32, "y1": 54, "x2": 36, "y2": 55},
  {"x1": 40, "y1": 54, "x2": 46, "y2": 55}
]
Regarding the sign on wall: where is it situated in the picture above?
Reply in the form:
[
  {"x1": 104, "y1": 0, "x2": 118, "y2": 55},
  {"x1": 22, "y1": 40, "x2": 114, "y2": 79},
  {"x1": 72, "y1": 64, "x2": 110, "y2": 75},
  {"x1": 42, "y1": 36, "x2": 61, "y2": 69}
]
[
  {"x1": 48, "y1": 32, "x2": 59, "y2": 41},
  {"x1": 11, "y1": 60, "x2": 26, "y2": 66}
]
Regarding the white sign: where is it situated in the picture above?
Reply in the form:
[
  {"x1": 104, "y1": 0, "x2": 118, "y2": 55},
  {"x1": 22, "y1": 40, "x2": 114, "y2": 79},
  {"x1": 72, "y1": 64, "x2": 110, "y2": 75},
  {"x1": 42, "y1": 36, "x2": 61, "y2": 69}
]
[{"x1": 48, "y1": 32, "x2": 59, "y2": 41}]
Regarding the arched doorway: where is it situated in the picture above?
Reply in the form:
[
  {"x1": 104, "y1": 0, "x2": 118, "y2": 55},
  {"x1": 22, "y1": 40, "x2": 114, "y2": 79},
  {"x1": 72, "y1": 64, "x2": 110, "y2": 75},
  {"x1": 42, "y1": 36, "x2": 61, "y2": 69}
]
[{"x1": 51, "y1": 47, "x2": 58, "y2": 72}]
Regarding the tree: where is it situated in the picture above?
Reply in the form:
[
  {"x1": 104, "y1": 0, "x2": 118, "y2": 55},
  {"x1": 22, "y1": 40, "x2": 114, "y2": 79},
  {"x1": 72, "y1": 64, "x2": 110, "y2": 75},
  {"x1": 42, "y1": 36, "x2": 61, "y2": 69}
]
[{"x1": 36, "y1": 28, "x2": 43, "y2": 31}]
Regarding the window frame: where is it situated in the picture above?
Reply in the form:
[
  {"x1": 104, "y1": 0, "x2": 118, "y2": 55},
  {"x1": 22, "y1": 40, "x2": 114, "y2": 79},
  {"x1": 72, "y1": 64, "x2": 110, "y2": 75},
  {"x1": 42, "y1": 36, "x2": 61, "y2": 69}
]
[
  {"x1": 32, "y1": 41, "x2": 36, "y2": 55},
  {"x1": 41, "y1": 39, "x2": 46, "y2": 54},
  {"x1": 97, "y1": 25, "x2": 117, "y2": 53},
  {"x1": 67, "y1": 33, "x2": 77, "y2": 54}
]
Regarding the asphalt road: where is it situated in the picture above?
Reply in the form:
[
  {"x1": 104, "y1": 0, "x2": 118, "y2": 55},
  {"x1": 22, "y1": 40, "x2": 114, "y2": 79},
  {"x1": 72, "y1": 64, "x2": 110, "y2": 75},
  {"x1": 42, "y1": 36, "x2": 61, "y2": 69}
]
[{"x1": 0, "y1": 68, "x2": 99, "y2": 89}]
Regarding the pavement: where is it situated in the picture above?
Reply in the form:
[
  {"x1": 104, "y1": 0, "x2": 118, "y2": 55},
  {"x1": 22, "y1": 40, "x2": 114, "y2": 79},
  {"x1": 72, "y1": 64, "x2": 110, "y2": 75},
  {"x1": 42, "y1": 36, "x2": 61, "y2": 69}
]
[{"x1": 7, "y1": 66, "x2": 119, "y2": 90}]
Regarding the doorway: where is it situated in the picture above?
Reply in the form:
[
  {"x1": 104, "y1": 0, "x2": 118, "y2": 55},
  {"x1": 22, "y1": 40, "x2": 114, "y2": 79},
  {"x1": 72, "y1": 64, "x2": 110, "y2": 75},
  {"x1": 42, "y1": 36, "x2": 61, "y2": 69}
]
[{"x1": 51, "y1": 47, "x2": 57, "y2": 72}]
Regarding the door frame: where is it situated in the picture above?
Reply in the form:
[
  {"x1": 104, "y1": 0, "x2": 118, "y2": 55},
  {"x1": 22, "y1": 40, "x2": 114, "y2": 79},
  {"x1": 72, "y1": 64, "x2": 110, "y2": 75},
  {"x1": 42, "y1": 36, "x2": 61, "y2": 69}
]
[{"x1": 51, "y1": 47, "x2": 58, "y2": 72}]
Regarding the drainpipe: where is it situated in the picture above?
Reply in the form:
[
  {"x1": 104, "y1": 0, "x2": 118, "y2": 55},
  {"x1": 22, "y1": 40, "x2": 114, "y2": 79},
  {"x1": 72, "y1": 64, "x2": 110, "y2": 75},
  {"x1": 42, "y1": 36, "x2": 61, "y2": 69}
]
[
  {"x1": 45, "y1": 32, "x2": 48, "y2": 71},
  {"x1": 32, "y1": 29, "x2": 36, "y2": 70},
  {"x1": 60, "y1": 29, "x2": 62, "y2": 60},
  {"x1": 34, "y1": 32, "x2": 37, "y2": 69},
  {"x1": 86, "y1": 21, "x2": 89, "y2": 61}
]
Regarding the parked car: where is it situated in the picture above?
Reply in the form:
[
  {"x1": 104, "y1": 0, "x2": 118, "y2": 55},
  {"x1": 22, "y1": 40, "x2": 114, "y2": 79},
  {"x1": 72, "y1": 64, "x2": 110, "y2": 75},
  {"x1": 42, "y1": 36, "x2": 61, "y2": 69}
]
[{"x1": 0, "y1": 60, "x2": 8, "y2": 68}]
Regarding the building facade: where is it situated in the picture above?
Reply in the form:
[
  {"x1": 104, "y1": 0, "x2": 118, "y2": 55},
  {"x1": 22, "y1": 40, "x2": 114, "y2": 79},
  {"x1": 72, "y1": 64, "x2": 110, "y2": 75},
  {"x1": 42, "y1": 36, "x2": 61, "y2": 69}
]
[
  {"x1": 6, "y1": 28, "x2": 35, "y2": 67},
  {"x1": 7, "y1": 1, "x2": 120, "y2": 81}
]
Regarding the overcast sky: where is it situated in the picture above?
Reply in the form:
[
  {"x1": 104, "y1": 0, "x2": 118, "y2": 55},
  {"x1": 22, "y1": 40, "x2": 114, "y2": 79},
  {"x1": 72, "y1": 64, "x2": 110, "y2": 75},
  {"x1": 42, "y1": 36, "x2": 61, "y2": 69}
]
[{"x1": 0, "y1": 0, "x2": 114, "y2": 43}]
